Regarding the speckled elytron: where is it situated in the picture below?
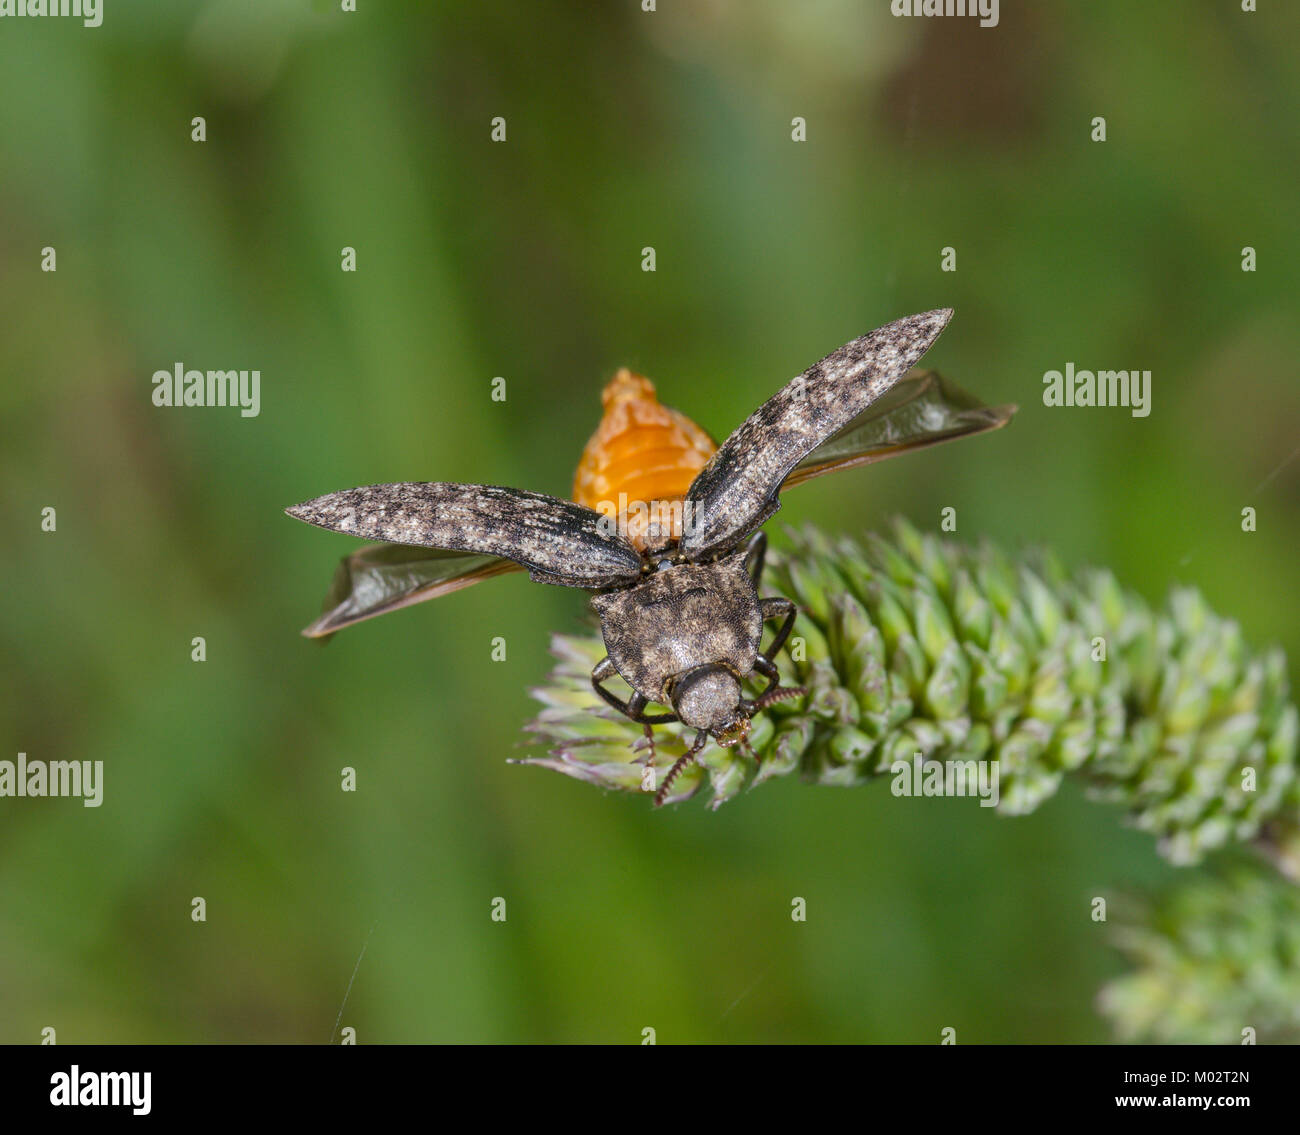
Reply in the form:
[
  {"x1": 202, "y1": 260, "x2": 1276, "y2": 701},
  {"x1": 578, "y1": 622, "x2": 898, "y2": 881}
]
[{"x1": 286, "y1": 309, "x2": 1016, "y2": 803}]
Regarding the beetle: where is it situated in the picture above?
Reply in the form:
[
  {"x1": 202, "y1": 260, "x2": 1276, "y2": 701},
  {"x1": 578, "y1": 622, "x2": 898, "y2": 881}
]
[{"x1": 286, "y1": 309, "x2": 1015, "y2": 803}]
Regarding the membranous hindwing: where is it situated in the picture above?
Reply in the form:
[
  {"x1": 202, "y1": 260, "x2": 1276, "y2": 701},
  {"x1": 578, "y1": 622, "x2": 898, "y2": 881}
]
[{"x1": 590, "y1": 549, "x2": 761, "y2": 705}]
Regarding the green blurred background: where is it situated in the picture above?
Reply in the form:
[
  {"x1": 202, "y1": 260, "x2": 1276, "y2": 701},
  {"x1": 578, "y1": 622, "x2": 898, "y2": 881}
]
[{"x1": 1, "y1": 0, "x2": 1296, "y2": 1043}]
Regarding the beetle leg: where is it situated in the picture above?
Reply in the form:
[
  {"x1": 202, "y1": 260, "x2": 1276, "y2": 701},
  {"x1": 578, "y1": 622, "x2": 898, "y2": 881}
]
[
  {"x1": 626, "y1": 694, "x2": 661, "y2": 765},
  {"x1": 759, "y1": 595, "x2": 797, "y2": 659},
  {"x1": 742, "y1": 530, "x2": 768, "y2": 587},
  {"x1": 591, "y1": 656, "x2": 625, "y2": 713},
  {"x1": 591, "y1": 657, "x2": 678, "y2": 725},
  {"x1": 751, "y1": 654, "x2": 782, "y2": 697},
  {"x1": 655, "y1": 729, "x2": 708, "y2": 807},
  {"x1": 746, "y1": 622, "x2": 807, "y2": 714},
  {"x1": 637, "y1": 722, "x2": 657, "y2": 767}
]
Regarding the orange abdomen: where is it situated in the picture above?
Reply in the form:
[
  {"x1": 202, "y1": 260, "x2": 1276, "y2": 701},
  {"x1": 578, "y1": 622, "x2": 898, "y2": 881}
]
[{"x1": 573, "y1": 369, "x2": 717, "y2": 554}]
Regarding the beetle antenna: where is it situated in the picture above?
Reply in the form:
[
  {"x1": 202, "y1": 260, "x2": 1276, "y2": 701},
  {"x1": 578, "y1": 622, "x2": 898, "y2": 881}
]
[
  {"x1": 654, "y1": 730, "x2": 708, "y2": 807},
  {"x1": 749, "y1": 684, "x2": 807, "y2": 713}
]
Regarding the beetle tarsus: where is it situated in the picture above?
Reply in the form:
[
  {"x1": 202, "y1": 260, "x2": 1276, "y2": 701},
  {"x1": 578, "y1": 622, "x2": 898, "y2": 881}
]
[{"x1": 637, "y1": 722, "x2": 657, "y2": 767}]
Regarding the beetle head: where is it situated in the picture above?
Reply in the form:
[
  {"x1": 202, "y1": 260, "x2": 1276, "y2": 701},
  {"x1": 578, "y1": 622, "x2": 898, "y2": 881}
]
[{"x1": 669, "y1": 663, "x2": 750, "y2": 744}]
